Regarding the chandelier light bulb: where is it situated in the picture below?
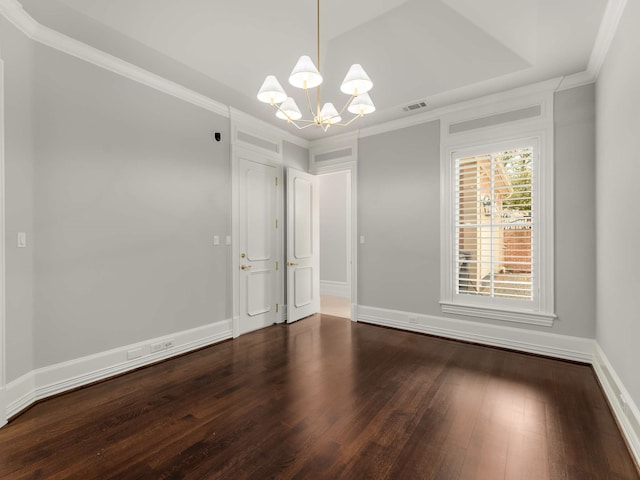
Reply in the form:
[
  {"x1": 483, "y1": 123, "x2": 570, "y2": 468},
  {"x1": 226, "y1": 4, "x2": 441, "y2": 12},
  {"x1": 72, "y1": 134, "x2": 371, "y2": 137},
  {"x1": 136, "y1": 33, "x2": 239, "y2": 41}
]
[
  {"x1": 340, "y1": 64, "x2": 373, "y2": 96},
  {"x1": 320, "y1": 103, "x2": 342, "y2": 124},
  {"x1": 347, "y1": 92, "x2": 376, "y2": 116},
  {"x1": 289, "y1": 56, "x2": 323, "y2": 89},
  {"x1": 276, "y1": 97, "x2": 303, "y2": 121},
  {"x1": 257, "y1": 75, "x2": 287, "y2": 104}
]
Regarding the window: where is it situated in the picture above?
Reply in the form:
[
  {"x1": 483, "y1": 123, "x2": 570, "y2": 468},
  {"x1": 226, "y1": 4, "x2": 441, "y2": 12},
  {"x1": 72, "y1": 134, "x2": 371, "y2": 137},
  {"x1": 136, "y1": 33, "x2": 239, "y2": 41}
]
[
  {"x1": 455, "y1": 146, "x2": 533, "y2": 302},
  {"x1": 441, "y1": 131, "x2": 555, "y2": 326},
  {"x1": 440, "y1": 91, "x2": 556, "y2": 326}
]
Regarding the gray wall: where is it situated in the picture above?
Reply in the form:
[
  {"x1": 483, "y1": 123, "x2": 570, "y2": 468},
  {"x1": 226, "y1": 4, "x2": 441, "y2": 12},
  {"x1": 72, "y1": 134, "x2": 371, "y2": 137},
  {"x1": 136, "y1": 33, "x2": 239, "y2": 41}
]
[
  {"x1": 358, "y1": 121, "x2": 441, "y2": 314},
  {"x1": 319, "y1": 171, "x2": 348, "y2": 283},
  {"x1": 554, "y1": 84, "x2": 597, "y2": 338},
  {"x1": 1, "y1": 17, "x2": 36, "y2": 383},
  {"x1": 283, "y1": 141, "x2": 309, "y2": 172},
  {"x1": 596, "y1": 0, "x2": 640, "y2": 407},
  {"x1": 358, "y1": 85, "x2": 597, "y2": 338},
  {"x1": 29, "y1": 42, "x2": 230, "y2": 367}
]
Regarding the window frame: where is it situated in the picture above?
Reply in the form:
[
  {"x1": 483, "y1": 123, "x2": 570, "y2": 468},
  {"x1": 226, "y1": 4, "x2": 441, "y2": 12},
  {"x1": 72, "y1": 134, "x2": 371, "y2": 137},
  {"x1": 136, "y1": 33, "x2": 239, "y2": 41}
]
[{"x1": 439, "y1": 91, "x2": 556, "y2": 326}]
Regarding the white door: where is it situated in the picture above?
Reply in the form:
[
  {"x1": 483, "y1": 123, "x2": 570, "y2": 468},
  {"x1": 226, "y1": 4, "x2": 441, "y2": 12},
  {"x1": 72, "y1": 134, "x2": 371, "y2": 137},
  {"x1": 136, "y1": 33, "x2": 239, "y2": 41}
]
[
  {"x1": 238, "y1": 158, "x2": 278, "y2": 334},
  {"x1": 286, "y1": 168, "x2": 320, "y2": 322}
]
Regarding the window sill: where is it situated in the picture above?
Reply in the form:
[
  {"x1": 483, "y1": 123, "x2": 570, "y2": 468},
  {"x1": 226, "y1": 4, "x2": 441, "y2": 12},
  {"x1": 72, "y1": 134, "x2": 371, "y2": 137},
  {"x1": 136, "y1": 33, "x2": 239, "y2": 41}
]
[{"x1": 440, "y1": 302, "x2": 556, "y2": 327}]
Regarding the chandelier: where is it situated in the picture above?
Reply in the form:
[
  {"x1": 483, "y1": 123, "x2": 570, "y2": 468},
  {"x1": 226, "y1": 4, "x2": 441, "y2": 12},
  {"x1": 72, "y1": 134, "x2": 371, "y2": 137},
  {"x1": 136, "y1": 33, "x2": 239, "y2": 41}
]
[{"x1": 256, "y1": 0, "x2": 375, "y2": 131}]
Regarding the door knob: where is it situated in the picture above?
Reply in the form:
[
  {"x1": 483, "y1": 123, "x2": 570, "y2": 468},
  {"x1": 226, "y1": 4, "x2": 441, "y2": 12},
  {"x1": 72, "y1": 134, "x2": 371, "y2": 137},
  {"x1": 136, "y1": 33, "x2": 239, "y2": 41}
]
[
  {"x1": 287, "y1": 262, "x2": 298, "y2": 267},
  {"x1": 240, "y1": 265, "x2": 252, "y2": 270}
]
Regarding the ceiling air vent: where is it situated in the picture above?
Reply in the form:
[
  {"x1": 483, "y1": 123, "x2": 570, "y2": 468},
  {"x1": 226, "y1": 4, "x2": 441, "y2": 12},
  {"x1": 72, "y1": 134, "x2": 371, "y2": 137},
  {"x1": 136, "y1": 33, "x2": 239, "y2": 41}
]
[{"x1": 403, "y1": 101, "x2": 428, "y2": 112}]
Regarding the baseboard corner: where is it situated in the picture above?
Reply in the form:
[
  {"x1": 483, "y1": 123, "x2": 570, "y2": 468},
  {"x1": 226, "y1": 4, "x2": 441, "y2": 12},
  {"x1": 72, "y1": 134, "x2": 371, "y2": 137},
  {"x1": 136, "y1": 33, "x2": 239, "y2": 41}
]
[{"x1": 592, "y1": 342, "x2": 640, "y2": 468}]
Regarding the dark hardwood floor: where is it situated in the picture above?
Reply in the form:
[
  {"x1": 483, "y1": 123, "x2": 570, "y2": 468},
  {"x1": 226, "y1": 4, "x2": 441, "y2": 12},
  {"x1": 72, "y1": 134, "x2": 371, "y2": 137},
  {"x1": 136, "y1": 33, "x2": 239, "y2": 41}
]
[{"x1": 0, "y1": 315, "x2": 637, "y2": 479}]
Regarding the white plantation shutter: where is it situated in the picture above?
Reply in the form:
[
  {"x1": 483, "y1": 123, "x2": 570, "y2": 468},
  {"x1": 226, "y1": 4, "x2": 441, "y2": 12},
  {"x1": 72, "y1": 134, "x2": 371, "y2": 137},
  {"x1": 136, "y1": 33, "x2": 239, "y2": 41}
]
[{"x1": 454, "y1": 146, "x2": 534, "y2": 302}]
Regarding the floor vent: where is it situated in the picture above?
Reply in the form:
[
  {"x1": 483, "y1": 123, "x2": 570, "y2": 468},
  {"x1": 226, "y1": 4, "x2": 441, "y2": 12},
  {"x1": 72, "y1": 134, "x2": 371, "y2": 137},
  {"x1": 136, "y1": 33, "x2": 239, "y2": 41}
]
[{"x1": 403, "y1": 101, "x2": 428, "y2": 112}]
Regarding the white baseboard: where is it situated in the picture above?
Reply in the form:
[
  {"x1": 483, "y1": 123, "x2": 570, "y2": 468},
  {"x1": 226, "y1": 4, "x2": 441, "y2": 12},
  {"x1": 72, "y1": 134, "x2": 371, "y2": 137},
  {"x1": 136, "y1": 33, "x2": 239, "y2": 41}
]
[
  {"x1": 0, "y1": 388, "x2": 6, "y2": 428},
  {"x1": 5, "y1": 319, "x2": 232, "y2": 421},
  {"x1": 357, "y1": 305, "x2": 594, "y2": 362},
  {"x1": 5, "y1": 371, "x2": 36, "y2": 420},
  {"x1": 593, "y1": 343, "x2": 640, "y2": 467},
  {"x1": 320, "y1": 281, "x2": 350, "y2": 298}
]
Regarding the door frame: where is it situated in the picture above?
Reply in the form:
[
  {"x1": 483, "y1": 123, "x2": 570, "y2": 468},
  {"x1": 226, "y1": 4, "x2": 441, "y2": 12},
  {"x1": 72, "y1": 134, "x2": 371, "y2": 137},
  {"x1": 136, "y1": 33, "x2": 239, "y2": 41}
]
[
  {"x1": 309, "y1": 134, "x2": 358, "y2": 322},
  {"x1": 0, "y1": 59, "x2": 7, "y2": 426},
  {"x1": 317, "y1": 169, "x2": 353, "y2": 313},
  {"x1": 230, "y1": 114, "x2": 285, "y2": 338}
]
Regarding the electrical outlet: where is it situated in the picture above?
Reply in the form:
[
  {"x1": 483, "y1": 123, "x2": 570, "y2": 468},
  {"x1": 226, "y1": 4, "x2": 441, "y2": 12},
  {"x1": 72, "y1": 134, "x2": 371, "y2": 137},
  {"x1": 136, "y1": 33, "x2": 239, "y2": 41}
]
[
  {"x1": 164, "y1": 340, "x2": 174, "y2": 349},
  {"x1": 127, "y1": 348, "x2": 143, "y2": 360},
  {"x1": 409, "y1": 316, "x2": 417, "y2": 324},
  {"x1": 17, "y1": 232, "x2": 27, "y2": 248}
]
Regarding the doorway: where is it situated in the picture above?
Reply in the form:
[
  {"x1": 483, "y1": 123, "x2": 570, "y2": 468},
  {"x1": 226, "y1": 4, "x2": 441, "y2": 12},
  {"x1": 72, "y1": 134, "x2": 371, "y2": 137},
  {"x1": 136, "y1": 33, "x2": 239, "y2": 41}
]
[{"x1": 318, "y1": 170, "x2": 352, "y2": 319}]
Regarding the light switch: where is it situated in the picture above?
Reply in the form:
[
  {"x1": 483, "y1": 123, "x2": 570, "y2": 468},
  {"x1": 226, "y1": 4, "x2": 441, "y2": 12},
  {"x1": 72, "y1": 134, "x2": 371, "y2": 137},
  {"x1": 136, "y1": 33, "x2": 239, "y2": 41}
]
[
  {"x1": 359, "y1": 235, "x2": 365, "y2": 244},
  {"x1": 213, "y1": 235, "x2": 220, "y2": 246},
  {"x1": 17, "y1": 232, "x2": 27, "y2": 248},
  {"x1": 225, "y1": 236, "x2": 231, "y2": 246}
]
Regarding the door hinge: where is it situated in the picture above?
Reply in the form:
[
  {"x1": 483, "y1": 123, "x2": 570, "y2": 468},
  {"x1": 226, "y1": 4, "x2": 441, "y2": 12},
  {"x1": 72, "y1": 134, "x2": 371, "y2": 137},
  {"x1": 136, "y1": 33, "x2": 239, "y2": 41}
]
[
  {"x1": 275, "y1": 219, "x2": 279, "y2": 229},
  {"x1": 276, "y1": 261, "x2": 279, "y2": 271},
  {"x1": 275, "y1": 177, "x2": 279, "y2": 187},
  {"x1": 276, "y1": 303, "x2": 279, "y2": 313}
]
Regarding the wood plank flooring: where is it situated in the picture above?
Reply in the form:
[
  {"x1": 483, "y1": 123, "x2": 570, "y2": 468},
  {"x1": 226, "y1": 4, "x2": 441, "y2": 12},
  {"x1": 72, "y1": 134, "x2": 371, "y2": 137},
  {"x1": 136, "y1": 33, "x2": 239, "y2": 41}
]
[{"x1": 0, "y1": 315, "x2": 637, "y2": 479}]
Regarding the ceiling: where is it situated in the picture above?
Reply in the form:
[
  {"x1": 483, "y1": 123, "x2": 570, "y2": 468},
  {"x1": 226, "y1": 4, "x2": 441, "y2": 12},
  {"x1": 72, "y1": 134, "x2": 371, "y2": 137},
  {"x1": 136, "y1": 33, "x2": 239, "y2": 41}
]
[{"x1": 20, "y1": 0, "x2": 608, "y2": 140}]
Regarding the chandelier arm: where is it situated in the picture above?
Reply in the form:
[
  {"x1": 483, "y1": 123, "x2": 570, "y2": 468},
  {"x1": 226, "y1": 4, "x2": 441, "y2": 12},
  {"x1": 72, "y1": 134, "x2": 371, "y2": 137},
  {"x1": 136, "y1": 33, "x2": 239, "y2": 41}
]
[
  {"x1": 257, "y1": 0, "x2": 374, "y2": 132},
  {"x1": 271, "y1": 104, "x2": 319, "y2": 129},
  {"x1": 336, "y1": 95, "x2": 356, "y2": 117},
  {"x1": 297, "y1": 122, "x2": 322, "y2": 130},
  {"x1": 304, "y1": 87, "x2": 317, "y2": 122},
  {"x1": 330, "y1": 114, "x2": 363, "y2": 127}
]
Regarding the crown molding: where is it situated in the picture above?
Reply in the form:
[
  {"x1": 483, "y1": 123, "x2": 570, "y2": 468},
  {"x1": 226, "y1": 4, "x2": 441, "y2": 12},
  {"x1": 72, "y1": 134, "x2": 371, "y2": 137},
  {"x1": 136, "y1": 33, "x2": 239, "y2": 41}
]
[
  {"x1": 0, "y1": 0, "x2": 629, "y2": 145},
  {"x1": 588, "y1": 0, "x2": 629, "y2": 77},
  {"x1": 358, "y1": 77, "x2": 561, "y2": 140},
  {"x1": 0, "y1": 0, "x2": 230, "y2": 118},
  {"x1": 229, "y1": 107, "x2": 310, "y2": 149},
  {"x1": 556, "y1": 70, "x2": 597, "y2": 92}
]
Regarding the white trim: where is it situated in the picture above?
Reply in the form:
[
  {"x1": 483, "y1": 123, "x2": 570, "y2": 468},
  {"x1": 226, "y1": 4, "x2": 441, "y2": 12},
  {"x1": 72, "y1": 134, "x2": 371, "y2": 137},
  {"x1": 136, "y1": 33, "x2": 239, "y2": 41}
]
[
  {"x1": 5, "y1": 319, "x2": 232, "y2": 421},
  {"x1": 358, "y1": 78, "x2": 562, "y2": 140},
  {"x1": 556, "y1": 71, "x2": 597, "y2": 92},
  {"x1": 440, "y1": 302, "x2": 555, "y2": 327},
  {"x1": 0, "y1": 0, "x2": 229, "y2": 117},
  {"x1": 310, "y1": 131, "x2": 358, "y2": 173},
  {"x1": 587, "y1": 0, "x2": 629, "y2": 78},
  {"x1": 593, "y1": 342, "x2": 640, "y2": 467},
  {"x1": 0, "y1": 59, "x2": 6, "y2": 427},
  {"x1": 4, "y1": 371, "x2": 35, "y2": 420},
  {"x1": 309, "y1": 136, "x2": 358, "y2": 322},
  {"x1": 0, "y1": 0, "x2": 626, "y2": 146},
  {"x1": 320, "y1": 281, "x2": 350, "y2": 298},
  {"x1": 357, "y1": 305, "x2": 593, "y2": 362},
  {"x1": 230, "y1": 114, "x2": 285, "y2": 335},
  {"x1": 439, "y1": 89, "x2": 555, "y2": 326},
  {"x1": 230, "y1": 107, "x2": 308, "y2": 152},
  {"x1": 353, "y1": 0, "x2": 630, "y2": 141}
]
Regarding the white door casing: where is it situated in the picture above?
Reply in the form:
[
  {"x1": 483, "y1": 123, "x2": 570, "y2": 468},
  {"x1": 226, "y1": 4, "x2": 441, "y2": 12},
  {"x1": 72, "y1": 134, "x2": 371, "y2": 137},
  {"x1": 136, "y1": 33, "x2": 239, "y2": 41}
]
[
  {"x1": 238, "y1": 157, "x2": 279, "y2": 335},
  {"x1": 0, "y1": 59, "x2": 6, "y2": 427},
  {"x1": 286, "y1": 168, "x2": 320, "y2": 323}
]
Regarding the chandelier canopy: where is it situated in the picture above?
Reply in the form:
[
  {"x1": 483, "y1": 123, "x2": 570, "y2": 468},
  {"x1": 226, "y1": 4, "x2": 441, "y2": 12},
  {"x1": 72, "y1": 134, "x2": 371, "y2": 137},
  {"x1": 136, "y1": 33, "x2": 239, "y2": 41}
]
[{"x1": 256, "y1": 0, "x2": 375, "y2": 131}]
